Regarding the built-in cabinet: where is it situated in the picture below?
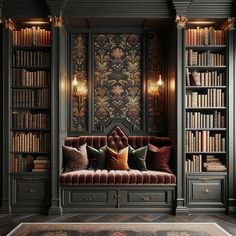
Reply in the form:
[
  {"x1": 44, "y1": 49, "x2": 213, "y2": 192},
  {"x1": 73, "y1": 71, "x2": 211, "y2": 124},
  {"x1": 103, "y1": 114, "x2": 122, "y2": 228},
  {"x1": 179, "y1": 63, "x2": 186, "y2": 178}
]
[{"x1": 184, "y1": 25, "x2": 228, "y2": 213}]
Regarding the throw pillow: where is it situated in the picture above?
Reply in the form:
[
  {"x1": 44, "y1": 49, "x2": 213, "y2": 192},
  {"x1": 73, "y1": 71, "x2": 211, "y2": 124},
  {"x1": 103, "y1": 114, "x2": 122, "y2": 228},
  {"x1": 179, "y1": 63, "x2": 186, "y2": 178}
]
[
  {"x1": 106, "y1": 146, "x2": 129, "y2": 170},
  {"x1": 146, "y1": 144, "x2": 173, "y2": 173},
  {"x1": 86, "y1": 145, "x2": 107, "y2": 170},
  {"x1": 128, "y1": 145, "x2": 148, "y2": 171},
  {"x1": 62, "y1": 143, "x2": 88, "y2": 172}
]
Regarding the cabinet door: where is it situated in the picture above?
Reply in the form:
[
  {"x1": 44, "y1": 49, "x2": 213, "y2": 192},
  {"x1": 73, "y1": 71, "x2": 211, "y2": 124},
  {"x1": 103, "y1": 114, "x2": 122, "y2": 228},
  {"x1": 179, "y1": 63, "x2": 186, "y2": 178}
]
[
  {"x1": 187, "y1": 174, "x2": 226, "y2": 208},
  {"x1": 11, "y1": 174, "x2": 50, "y2": 212}
]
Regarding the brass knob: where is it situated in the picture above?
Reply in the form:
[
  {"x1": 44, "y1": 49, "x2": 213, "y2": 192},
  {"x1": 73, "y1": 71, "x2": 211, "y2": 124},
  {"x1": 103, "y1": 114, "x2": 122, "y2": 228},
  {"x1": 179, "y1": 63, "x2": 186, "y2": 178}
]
[
  {"x1": 201, "y1": 188, "x2": 209, "y2": 194},
  {"x1": 27, "y1": 189, "x2": 35, "y2": 194}
]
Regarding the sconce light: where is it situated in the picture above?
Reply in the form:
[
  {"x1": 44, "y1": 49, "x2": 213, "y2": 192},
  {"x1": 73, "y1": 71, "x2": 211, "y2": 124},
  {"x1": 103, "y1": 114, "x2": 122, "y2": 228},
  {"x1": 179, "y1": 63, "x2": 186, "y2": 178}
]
[
  {"x1": 148, "y1": 74, "x2": 163, "y2": 108},
  {"x1": 72, "y1": 74, "x2": 87, "y2": 102}
]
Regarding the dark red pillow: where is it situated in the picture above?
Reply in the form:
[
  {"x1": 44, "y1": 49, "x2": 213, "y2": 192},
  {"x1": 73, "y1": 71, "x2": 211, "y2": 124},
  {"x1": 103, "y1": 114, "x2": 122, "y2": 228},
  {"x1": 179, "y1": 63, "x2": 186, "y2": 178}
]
[{"x1": 146, "y1": 144, "x2": 173, "y2": 173}]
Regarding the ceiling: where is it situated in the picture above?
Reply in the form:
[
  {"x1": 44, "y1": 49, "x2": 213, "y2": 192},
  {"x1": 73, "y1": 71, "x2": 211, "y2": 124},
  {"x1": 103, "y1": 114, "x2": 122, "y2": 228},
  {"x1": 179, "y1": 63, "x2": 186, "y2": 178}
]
[{"x1": 0, "y1": 0, "x2": 235, "y2": 29}]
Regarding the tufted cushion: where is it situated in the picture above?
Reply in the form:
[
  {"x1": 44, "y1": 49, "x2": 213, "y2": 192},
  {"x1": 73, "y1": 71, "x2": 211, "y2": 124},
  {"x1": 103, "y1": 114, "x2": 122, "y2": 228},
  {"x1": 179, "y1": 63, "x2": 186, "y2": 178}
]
[
  {"x1": 60, "y1": 169, "x2": 176, "y2": 185},
  {"x1": 107, "y1": 126, "x2": 129, "y2": 151}
]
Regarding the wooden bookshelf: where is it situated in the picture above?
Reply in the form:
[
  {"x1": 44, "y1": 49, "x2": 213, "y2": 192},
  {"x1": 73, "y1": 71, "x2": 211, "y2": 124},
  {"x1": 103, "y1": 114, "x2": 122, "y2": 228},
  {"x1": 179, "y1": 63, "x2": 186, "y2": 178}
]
[
  {"x1": 184, "y1": 26, "x2": 227, "y2": 174},
  {"x1": 10, "y1": 26, "x2": 51, "y2": 173}
]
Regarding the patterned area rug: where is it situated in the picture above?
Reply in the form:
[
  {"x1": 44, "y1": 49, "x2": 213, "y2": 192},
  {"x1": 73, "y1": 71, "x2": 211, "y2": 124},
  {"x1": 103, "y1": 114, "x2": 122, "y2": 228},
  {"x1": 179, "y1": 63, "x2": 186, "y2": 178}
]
[{"x1": 7, "y1": 222, "x2": 231, "y2": 236}]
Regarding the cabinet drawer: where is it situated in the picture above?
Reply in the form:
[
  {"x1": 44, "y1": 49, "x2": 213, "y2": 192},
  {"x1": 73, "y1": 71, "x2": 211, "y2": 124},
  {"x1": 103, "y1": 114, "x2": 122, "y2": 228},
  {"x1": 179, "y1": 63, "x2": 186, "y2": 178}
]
[
  {"x1": 11, "y1": 175, "x2": 49, "y2": 207},
  {"x1": 187, "y1": 175, "x2": 226, "y2": 206},
  {"x1": 120, "y1": 187, "x2": 175, "y2": 207},
  {"x1": 61, "y1": 187, "x2": 116, "y2": 207}
]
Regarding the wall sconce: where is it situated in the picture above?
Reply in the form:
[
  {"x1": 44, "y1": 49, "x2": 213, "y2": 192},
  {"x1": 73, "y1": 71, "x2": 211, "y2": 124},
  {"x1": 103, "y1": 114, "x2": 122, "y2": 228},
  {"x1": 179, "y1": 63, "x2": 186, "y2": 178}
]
[
  {"x1": 72, "y1": 74, "x2": 88, "y2": 102},
  {"x1": 148, "y1": 74, "x2": 163, "y2": 108}
]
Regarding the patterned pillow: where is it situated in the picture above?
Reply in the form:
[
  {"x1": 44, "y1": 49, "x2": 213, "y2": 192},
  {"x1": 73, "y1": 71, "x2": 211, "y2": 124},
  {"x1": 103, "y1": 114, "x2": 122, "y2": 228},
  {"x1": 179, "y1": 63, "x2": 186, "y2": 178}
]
[
  {"x1": 146, "y1": 144, "x2": 173, "y2": 173},
  {"x1": 106, "y1": 146, "x2": 129, "y2": 170},
  {"x1": 128, "y1": 145, "x2": 148, "y2": 171},
  {"x1": 86, "y1": 145, "x2": 107, "y2": 170},
  {"x1": 62, "y1": 143, "x2": 88, "y2": 172}
]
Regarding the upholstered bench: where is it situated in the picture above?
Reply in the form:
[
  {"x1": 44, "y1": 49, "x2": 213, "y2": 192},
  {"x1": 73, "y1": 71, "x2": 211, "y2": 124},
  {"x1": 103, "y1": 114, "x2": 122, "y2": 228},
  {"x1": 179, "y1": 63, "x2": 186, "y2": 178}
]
[
  {"x1": 60, "y1": 126, "x2": 176, "y2": 214},
  {"x1": 60, "y1": 169, "x2": 176, "y2": 185}
]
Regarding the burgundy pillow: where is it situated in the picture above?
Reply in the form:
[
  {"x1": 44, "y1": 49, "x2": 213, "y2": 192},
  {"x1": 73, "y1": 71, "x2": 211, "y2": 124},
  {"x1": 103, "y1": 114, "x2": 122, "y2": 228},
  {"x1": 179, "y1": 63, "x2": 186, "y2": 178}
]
[
  {"x1": 146, "y1": 144, "x2": 173, "y2": 173},
  {"x1": 62, "y1": 143, "x2": 88, "y2": 172}
]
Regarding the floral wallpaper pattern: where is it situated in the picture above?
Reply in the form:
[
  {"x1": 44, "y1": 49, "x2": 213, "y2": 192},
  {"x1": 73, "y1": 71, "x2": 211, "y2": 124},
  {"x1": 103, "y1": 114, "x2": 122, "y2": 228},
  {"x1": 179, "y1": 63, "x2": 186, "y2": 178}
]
[
  {"x1": 72, "y1": 34, "x2": 88, "y2": 131},
  {"x1": 146, "y1": 33, "x2": 165, "y2": 132},
  {"x1": 72, "y1": 32, "x2": 164, "y2": 133},
  {"x1": 93, "y1": 34, "x2": 142, "y2": 131}
]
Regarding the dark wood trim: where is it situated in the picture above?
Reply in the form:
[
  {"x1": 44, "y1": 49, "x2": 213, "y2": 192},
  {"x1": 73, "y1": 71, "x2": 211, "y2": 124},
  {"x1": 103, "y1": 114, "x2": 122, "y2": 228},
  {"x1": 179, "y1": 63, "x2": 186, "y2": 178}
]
[
  {"x1": 0, "y1": 28, "x2": 11, "y2": 214},
  {"x1": 48, "y1": 25, "x2": 62, "y2": 216},
  {"x1": 175, "y1": 26, "x2": 189, "y2": 216},
  {"x1": 228, "y1": 28, "x2": 236, "y2": 215}
]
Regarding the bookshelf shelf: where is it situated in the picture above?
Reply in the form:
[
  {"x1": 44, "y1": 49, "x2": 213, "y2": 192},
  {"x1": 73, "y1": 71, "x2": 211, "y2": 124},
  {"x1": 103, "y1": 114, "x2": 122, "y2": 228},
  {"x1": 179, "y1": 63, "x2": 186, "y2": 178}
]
[
  {"x1": 11, "y1": 107, "x2": 51, "y2": 110},
  {"x1": 185, "y1": 128, "x2": 226, "y2": 131},
  {"x1": 186, "y1": 45, "x2": 227, "y2": 49},
  {"x1": 10, "y1": 151, "x2": 51, "y2": 155},
  {"x1": 186, "y1": 151, "x2": 227, "y2": 154},
  {"x1": 186, "y1": 107, "x2": 226, "y2": 110},
  {"x1": 11, "y1": 86, "x2": 50, "y2": 89},
  {"x1": 11, "y1": 66, "x2": 51, "y2": 70},
  {"x1": 186, "y1": 66, "x2": 226, "y2": 70},
  {"x1": 11, "y1": 128, "x2": 50, "y2": 131},
  {"x1": 12, "y1": 45, "x2": 51, "y2": 50},
  {"x1": 186, "y1": 86, "x2": 226, "y2": 89}
]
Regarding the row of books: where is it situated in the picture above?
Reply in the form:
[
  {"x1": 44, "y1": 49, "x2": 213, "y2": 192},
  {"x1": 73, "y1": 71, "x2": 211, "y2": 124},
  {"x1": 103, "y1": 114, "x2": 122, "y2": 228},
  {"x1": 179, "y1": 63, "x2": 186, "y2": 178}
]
[
  {"x1": 186, "y1": 130, "x2": 226, "y2": 152},
  {"x1": 11, "y1": 132, "x2": 50, "y2": 152},
  {"x1": 12, "y1": 111, "x2": 50, "y2": 129},
  {"x1": 186, "y1": 69, "x2": 224, "y2": 87},
  {"x1": 185, "y1": 27, "x2": 224, "y2": 46},
  {"x1": 202, "y1": 155, "x2": 227, "y2": 172},
  {"x1": 185, "y1": 89, "x2": 225, "y2": 108},
  {"x1": 11, "y1": 154, "x2": 50, "y2": 172},
  {"x1": 12, "y1": 69, "x2": 50, "y2": 87},
  {"x1": 12, "y1": 27, "x2": 51, "y2": 46},
  {"x1": 12, "y1": 88, "x2": 50, "y2": 108},
  {"x1": 12, "y1": 50, "x2": 50, "y2": 67},
  {"x1": 185, "y1": 154, "x2": 202, "y2": 172},
  {"x1": 185, "y1": 49, "x2": 225, "y2": 66},
  {"x1": 186, "y1": 111, "x2": 225, "y2": 129}
]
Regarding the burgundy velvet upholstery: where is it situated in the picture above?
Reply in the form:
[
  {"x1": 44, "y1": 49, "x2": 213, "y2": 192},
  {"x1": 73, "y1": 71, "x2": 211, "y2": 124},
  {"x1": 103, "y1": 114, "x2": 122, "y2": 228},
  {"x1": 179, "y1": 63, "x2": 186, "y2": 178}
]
[
  {"x1": 60, "y1": 169, "x2": 176, "y2": 185},
  {"x1": 62, "y1": 128, "x2": 176, "y2": 185},
  {"x1": 107, "y1": 126, "x2": 129, "y2": 151},
  {"x1": 65, "y1": 136, "x2": 107, "y2": 150}
]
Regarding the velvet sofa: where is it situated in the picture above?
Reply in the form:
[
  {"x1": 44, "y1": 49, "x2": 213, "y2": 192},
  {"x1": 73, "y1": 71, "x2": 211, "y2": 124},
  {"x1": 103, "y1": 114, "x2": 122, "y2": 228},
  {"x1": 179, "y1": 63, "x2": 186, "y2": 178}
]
[{"x1": 60, "y1": 126, "x2": 176, "y2": 214}]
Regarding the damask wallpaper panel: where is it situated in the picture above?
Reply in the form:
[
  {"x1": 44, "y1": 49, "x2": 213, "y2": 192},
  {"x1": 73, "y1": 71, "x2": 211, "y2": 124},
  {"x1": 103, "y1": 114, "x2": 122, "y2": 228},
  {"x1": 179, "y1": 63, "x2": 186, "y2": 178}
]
[
  {"x1": 71, "y1": 32, "x2": 165, "y2": 134},
  {"x1": 93, "y1": 33, "x2": 142, "y2": 132},
  {"x1": 72, "y1": 33, "x2": 88, "y2": 131}
]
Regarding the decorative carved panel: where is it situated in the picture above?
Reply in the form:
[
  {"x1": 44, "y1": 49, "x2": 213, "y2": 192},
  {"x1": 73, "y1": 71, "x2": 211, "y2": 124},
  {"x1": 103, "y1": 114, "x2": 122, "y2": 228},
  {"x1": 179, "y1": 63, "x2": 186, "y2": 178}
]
[{"x1": 93, "y1": 33, "x2": 142, "y2": 132}]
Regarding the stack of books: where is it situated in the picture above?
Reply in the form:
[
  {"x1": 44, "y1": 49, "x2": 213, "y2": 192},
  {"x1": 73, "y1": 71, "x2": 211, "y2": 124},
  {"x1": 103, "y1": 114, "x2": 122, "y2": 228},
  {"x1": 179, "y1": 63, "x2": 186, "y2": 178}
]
[
  {"x1": 32, "y1": 156, "x2": 51, "y2": 172},
  {"x1": 203, "y1": 155, "x2": 227, "y2": 172}
]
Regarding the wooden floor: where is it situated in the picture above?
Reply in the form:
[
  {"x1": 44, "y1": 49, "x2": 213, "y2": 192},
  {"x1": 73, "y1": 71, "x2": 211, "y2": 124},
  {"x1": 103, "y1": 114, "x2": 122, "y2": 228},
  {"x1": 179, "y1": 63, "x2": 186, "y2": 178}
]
[{"x1": 1, "y1": 213, "x2": 236, "y2": 236}]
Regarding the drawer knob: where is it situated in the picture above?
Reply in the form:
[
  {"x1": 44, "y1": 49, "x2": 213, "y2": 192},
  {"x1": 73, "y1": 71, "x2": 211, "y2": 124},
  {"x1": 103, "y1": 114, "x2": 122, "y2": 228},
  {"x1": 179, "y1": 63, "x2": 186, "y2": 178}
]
[
  {"x1": 27, "y1": 189, "x2": 35, "y2": 194},
  {"x1": 83, "y1": 195, "x2": 95, "y2": 201},
  {"x1": 140, "y1": 195, "x2": 154, "y2": 201},
  {"x1": 201, "y1": 188, "x2": 210, "y2": 194}
]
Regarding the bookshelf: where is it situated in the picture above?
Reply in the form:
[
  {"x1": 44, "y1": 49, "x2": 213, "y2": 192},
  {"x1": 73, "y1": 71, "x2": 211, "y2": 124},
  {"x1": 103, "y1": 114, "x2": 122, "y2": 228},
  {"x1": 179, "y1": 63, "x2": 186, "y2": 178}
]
[
  {"x1": 184, "y1": 26, "x2": 228, "y2": 174},
  {"x1": 184, "y1": 25, "x2": 228, "y2": 213},
  {"x1": 10, "y1": 27, "x2": 51, "y2": 174}
]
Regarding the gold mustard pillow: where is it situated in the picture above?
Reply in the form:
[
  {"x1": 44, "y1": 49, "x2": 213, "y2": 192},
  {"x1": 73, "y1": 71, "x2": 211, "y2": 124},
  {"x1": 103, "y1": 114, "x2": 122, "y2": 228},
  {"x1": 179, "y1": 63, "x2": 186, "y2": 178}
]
[{"x1": 107, "y1": 146, "x2": 129, "y2": 170}]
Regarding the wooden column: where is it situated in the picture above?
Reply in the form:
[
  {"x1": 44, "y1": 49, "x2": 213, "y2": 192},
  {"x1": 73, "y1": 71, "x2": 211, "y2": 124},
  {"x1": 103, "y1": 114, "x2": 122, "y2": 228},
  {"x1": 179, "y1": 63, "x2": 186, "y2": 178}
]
[
  {"x1": 228, "y1": 17, "x2": 236, "y2": 215},
  {"x1": 175, "y1": 15, "x2": 189, "y2": 216},
  {"x1": 0, "y1": 19, "x2": 13, "y2": 214},
  {"x1": 48, "y1": 15, "x2": 63, "y2": 216}
]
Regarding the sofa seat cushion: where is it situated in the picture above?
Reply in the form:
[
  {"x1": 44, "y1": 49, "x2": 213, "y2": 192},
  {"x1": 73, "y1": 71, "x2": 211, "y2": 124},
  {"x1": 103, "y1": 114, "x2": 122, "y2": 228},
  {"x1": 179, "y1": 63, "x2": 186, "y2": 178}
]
[{"x1": 60, "y1": 170, "x2": 176, "y2": 185}]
